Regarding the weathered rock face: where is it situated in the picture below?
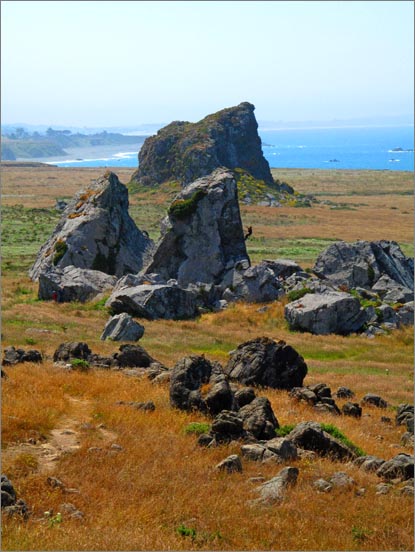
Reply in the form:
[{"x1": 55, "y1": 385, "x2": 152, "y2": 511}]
[
  {"x1": 224, "y1": 337, "x2": 307, "y2": 390},
  {"x1": 29, "y1": 172, "x2": 153, "y2": 281},
  {"x1": 2, "y1": 346, "x2": 42, "y2": 366},
  {"x1": 106, "y1": 283, "x2": 198, "y2": 320},
  {"x1": 223, "y1": 262, "x2": 284, "y2": 304},
  {"x1": 132, "y1": 102, "x2": 273, "y2": 186},
  {"x1": 144, "y1": 168, "x2": 249, "y2": 287},
  {"x1": 313, "y1": 240, "x2": 414, "y2": 291},
  {"x1": 251, "y1": 466, "x2": 299, "y2": 505},
  {"x1": 38, "y1": 265, "x2": 117, "y2": 302},
  {"x1": 286, "y1": 421, "x2": 356, "y2": 461},
  {"x1": 285, "y1": 292, "x2": 368, "y2": 335},
  {"x1": 238, "y1": 397, "x2": 279, "y2": 440}
]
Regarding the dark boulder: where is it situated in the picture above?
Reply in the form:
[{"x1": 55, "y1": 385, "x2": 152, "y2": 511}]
[
  {"x1": 335, "y1": 386, "x2": 355, "y2": 399},
  {"x1": 234, "y1": 387, "x2": 256, "y2": 408},
  {"x1": 1, "y1": 475, "x2": 16, "y2": 507},
  {"x1": 113, "y1": 344, "x2": 155, "y2": 368},
  {"x1": 238, "y1": 397, "x2": 279, "y2": 440},
  {"x1": 342, "y1": 402, "x2": 362, "y2": 418},
  {"x1": 224, "y1": 337, "x2": 307, "y2": 390},
  {"x1": 361, "y1": 394, "x2": 388, "y2": 408},
  {"x1": 376, "y1": 454, "x2": 414, "y2": 481},
  {"x1": 210, "y1": 410, "x2": 245, "y2": 443},
  {"x1": 53, "y1": 342, "x2": 91, "y2": 362},
  {"x1": 286, "y1": 421, "x2": 356, "y2": 460},
  {"x1": 169, "y1": 355, "x2": 233, "y2": 415}
]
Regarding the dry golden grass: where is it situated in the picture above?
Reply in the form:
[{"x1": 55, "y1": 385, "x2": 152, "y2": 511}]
[{"x1": 1, "y1": 165, "x2": 414, "y2": 550}]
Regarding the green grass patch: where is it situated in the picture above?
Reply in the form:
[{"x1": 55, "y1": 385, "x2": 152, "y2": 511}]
[
  {"x1": 287, "y1": 287, "x2": 313, "y2": 302},
  {"x1": 168, "y1": 189, "x2": 207, "y2": 220},
  {"x1": 320, "y1": 423, "x2": 365, "y2": 456},
  {"x1": 184, "y1": 422, "x2": 211, "y2": 435}
]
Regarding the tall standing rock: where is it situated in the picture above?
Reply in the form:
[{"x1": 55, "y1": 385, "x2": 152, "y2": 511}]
[
  {"x1": 29, "y1": 172, "x2": 153, "y2": 280},
  {"x1": 132, "y1": 102, "x2": 273, "y2": 186},
  {"x1": 144, "y1": 168, "x2": 250, "y2": 287}
]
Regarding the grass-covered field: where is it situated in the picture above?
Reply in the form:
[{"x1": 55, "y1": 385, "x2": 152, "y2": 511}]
[{"x1": 1, "y1": 164, "x2": 414, "y2": 551}]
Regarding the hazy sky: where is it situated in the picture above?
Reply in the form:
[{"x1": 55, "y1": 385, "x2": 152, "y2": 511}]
[{"x1": 1, "y1": 0, "x2": 414, "y2": 126}]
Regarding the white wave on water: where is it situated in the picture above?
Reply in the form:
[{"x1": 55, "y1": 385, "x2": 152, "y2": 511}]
[
  {"x1": 46, "y1": 157, "x2": 113, "y2": 165},
  {"x1": 113, "y1": 151, "x2": 136, "y2": 158}
]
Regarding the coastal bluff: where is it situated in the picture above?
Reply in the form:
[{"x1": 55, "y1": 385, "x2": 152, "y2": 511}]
[{"x1": 131, "y1": 101, "x2": 273, "y2": 186}]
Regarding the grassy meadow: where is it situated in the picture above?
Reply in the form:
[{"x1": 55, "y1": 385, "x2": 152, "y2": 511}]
[{"x1": 1, "y1": 163, "x2": 414, "y2": 550}]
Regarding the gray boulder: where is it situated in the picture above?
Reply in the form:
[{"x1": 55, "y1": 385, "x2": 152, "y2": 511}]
[
  {"x1": 354, "y1": 455, "x2": 385, "y2": 473},
  {"x1": 396, "y1": 404, "x2": 414, "y2": 429},
  {"x1": 372, "y1": 274, "x2": 413, "y2": 304},
  {"x1": 313, "y1": 240, "x2": 414, "y2": 291},
  {"x1": 143, "y1": 168, "x2": 249, "y2": 287},
  {"x1": 396, "y1": 302, "x2": 414, "y2": 327},
  {"x1": 106, "y1": 283, "x2": 197, "y2": 320},
  {"x1": 285, "y1": 291, "x2": 368, "y2": 335},
  {"x1": 361, "y1": 394, "x2": 387, "y2": 408},
  {"x1": 210, "y1": 410, "x2": 245, "y2": 443},
  {"x1": 53, "y1": 342, "x2": 91, "y2": 362},
  {"x1": 286, "y1": 421, "x2": 357, "y2": 460},
  {"x1": 251, "y1": 466, "x2": 299, "y2": 505},
  {"x1": 238, "y1": 397, "x2": 279, "y2": 440},
  {"x1": 38, "y1": 265, "x2": 116, "y2": 302},
  {"x1": 224, "y1": 337, "x2": 307, "y2": 390},
  {"x1": 261, "y1": 259, "x2": 303, "y2": 279},
  {"x1": 342, "y1": 402, "x2": 362, "y2": 418},
  {"x1": 29, "y1": 172, "x2": 153, "y2": 280},
  {"x1": 215, "y1": 454, "x2": 243, "y2": 473},
  {"x1": 101, "y1": 313, "x2": 144, "y2": 342},
  {"x1": 223, "y1": 262, "x2": 284, "y2": 303},
  {"x1": 113, "y1": 344, "x2": 156, "y2": 368},
  {"x1": 2, "y1": 346, "x2": 42, "y2": 366}
]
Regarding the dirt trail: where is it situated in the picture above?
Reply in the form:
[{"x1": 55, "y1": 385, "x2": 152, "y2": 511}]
[{"x1": 3, "y1": 396, "x2": 117, "y2": 474}]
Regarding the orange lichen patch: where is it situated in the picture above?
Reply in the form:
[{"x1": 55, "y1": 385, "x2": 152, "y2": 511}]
[{"x1": 68, "y1": 212, "x2": 85, "y2": 219}]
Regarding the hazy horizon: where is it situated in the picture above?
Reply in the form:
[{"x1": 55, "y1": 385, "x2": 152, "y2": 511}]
[{"x1": 1, "y1": 1, "x2": 414, "y2": 127}]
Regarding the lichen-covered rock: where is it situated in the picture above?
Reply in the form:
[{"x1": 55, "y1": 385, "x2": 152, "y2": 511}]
[
  {"x1": 132, "y1": 102, "x2": 273, "y2": 187},
  {"x1": 38, "y1": 265, "x2": 116, "y2": 302},
  {"x1": 224, "y1": 337, "x2": 307, "y2": 390},
  {"x1": 101, "y1": 313, "x2": 145, "y2": 341},
  {"x1": 215, "y1": 454, "x2": 243, "y2": 473},
  {"x1": 29, "y1": 172, "x2": 153, "y2": 281},
  {"x1": 285, "y1": 292, "x2": 368, "y2": 335},
  {"x1": 313, "y1": 240, "x2": 414, "y2": 291},
  {"x1": 143, "y1": 168, "x2": 249, "y2": 288}
]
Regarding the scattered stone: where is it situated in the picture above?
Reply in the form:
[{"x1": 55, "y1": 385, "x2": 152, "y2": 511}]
[
  {"x1": 113, "y1": 344, "x2": 155, "y2": 368},
  {"x1": 329, "y1": 472, "x2": 355, "y2": 489},
  {"x1": 210, "y1": 410, "x2": 245, "y2": 443},
  {"x1": 361, "y1": 394, "x2": 388, "y2": 408},
  {"x1": 224, "y1": 337, "x2": 307, "y2": 390},
  {"x1": 260, "y1": 259, "x2": 303, "y2": 279},
  {"x1": 224, "y1": 262, "x2": 284, "y2": 304},
  {"x1": 395, "y1": 404, "x2": 414, "y2": 428},
  {"x1": 401, "y1": 432, "x2": 414, "y2": 447},
  {"x1": 101, "y1": 313, "x2": 145, "y2": 342},
  {"x1": 264, "y1": 438, "x2": 298, "y2": 462},
  {"x1": 241, "y1": 444, "x2": 268, "y2": 462},
  {"x1": 289, "y1": 387, "x2": 319, "y2": 405},
  {"x1": 2, "y1": 346, "x2": 42, "y2": 366},
  {"x1": 376, "y1": 483, "x2": 391, "y2": 495},
  {"x1": 380, "y1": 416, "x2": 392, "y2": 424},
  {"x1": 132, "y1": 401, "x2": 155, "y2": 411},
  {"x1": 60, "y1": 502, "x2": 84, "y2": 519},
  {"x1": 251, "y1": 466, "x2": 299, "y2": 505},
  {"x1": 215, "y1": 454, "x2": 243, "y2": 473},
  {"x1": 376, "y1": 453, "x2": 414, "y2": 481},
  {"x1": 313, "y1": 478, "x2": 332, "y2": 493},
  {"x1": 342, "y1": 402, "x2": 362, "y2": 418},
  {"x1": 395, "y1": 301, "x2": 414, "y2": 327},
  {"x1": 29, "y1": 171, "x2": 153, "y2": 281},
  {"x1": 285, "y1": 291, "x2": 368, "y2": 335},
  {"x1": 1, "y1": 475, "x2": 29, "y2": 519},
  {"x1": 110, "y1": 444, "x2": 123, "y2": 451},
  {"x1": 87, "y1": 447, "x2": 102, "y2": 453}
]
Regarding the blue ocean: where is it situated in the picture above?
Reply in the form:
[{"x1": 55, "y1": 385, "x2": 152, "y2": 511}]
[{"x1": 48, "y1": 125, "x2": 414, "y2": 171}]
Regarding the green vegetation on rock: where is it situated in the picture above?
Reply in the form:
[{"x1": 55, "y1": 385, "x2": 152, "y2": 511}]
[
  {"x1": 168, "y1": 190, "x2": 207, "y2": 220},
  {"x1": 53, "y1": 239, "x2": 68, "y2": 265}
]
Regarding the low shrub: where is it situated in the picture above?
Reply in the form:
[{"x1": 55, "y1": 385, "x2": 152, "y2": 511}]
[
  {"x1": 168, "y1": 190, "x2": 207, "y2": 220},
  {"x1": 53, "y1": 239, "x2": 67, "y2": 265},
  {"x1": 320, "y1": 423, "x2": 365, "y2": 456},
  {"x1": 69, "y1": 358, "x2": 90, "y2": 371},
  {"x1": 184, "y1": 422, "x2": 211, "y2": 435},
  {"x1": 275, "y1": 424, "x2": 296, "y2": 437},
  {"x1": 287, "y1": 287, "x2": 313, "y2": 302}
]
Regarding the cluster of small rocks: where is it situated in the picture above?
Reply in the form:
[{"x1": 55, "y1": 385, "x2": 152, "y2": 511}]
[{"x1": 1, "y1": 475, "x2": 29, "y2": 519}]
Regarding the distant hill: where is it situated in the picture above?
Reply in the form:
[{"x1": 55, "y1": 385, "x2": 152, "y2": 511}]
[{"x1": 0, "y1": 128, "x2": 148, "y2": 160}]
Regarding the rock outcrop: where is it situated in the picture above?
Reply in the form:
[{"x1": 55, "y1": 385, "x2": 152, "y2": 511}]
[
  {"x1": 132, "y1": 102, "x2": 273, "y2": 187},
  {"x1": 143, "y1": 168, "x2": 249, "y2": 287},
  {"x1": 224, "y1": 337, "x2": 308, "y2": 390},
  {"x1": 313, "y1": 240, "x2": 414, "y2": 291},
  {"x1": 29, "y1": 172, "x2": 153, "y2": 280}
]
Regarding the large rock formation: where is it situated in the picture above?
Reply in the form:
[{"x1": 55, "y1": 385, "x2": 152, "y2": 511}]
[
  {"x1": 144, "y1": 168, "x2": 250, "y2": 287},
  {"x1": 29, "y1": 172, "x2": 153, "y2": 280},
  {"x1": 132, "y1": 102, "x2": 273, "y2": 186},
  {"x1": 313, "y1": 240, "x2": 414, "y2": 291}
]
